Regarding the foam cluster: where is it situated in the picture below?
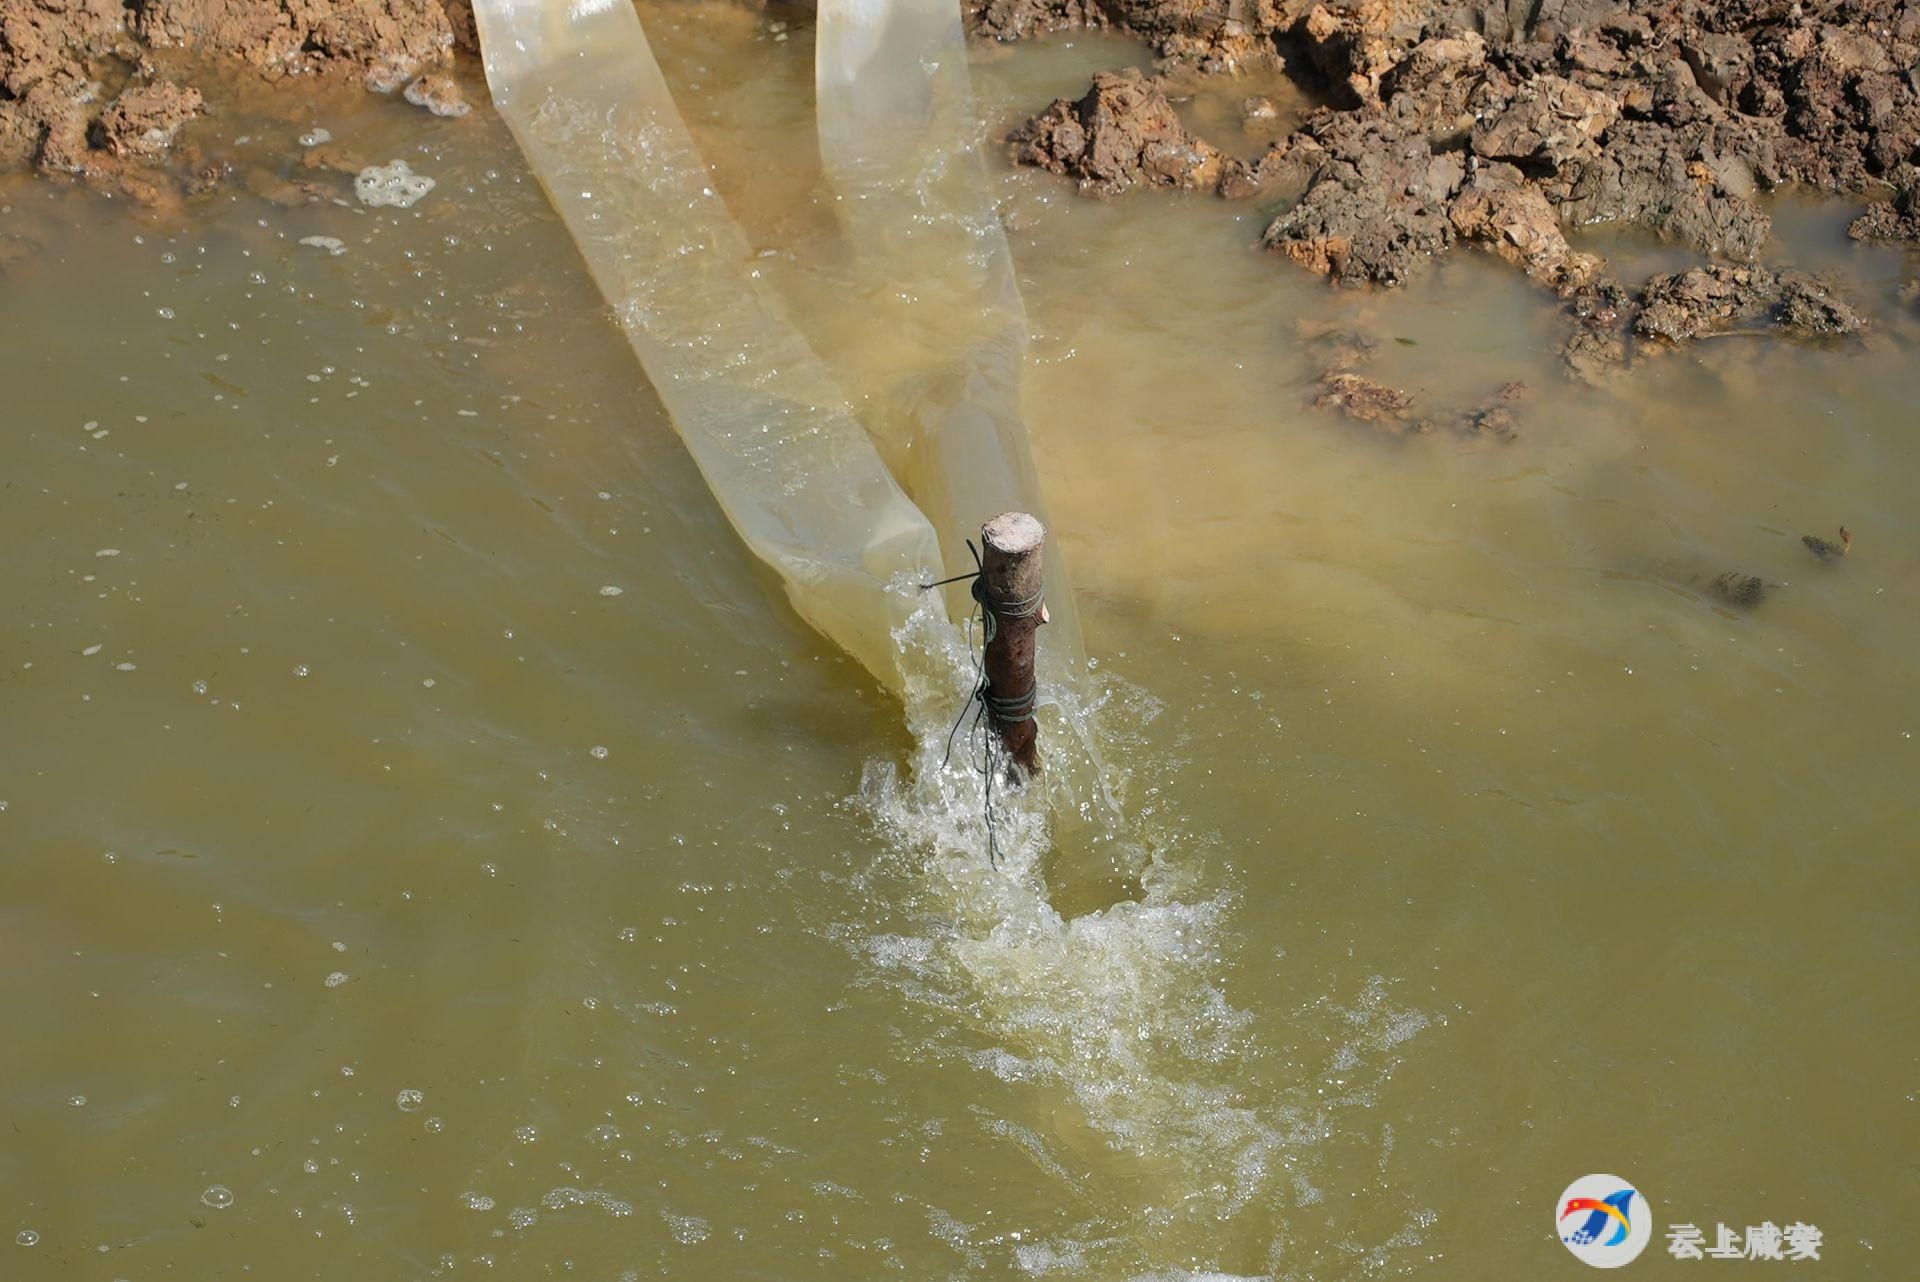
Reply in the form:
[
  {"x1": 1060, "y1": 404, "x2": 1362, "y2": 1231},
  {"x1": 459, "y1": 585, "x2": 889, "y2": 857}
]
[{"x1": 354, "y1": 160, "x2": 436, "y2": 208}]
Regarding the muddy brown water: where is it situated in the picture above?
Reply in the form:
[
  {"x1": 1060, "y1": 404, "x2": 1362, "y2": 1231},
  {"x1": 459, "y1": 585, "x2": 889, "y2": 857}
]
[{"x1": 3, "y1": 9, "x2": 1917, "y2": 1281}]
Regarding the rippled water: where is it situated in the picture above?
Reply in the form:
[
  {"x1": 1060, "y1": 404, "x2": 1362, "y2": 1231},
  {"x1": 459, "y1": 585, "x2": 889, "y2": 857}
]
[{"x1": 2, "y1": 7, "x2": 1916, "y2": 1280}]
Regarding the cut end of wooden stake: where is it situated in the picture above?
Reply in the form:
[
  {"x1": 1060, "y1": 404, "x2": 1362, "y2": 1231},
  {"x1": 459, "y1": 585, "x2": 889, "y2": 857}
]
[{"x1": 983, "y1": 512, "x2": 1046, "y2": 556}]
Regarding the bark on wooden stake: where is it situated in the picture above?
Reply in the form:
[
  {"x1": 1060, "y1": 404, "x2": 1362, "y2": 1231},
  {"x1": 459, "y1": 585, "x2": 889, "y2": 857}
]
[{"x1": 979, "y1": 512, "x2": 1048, "y2": 778}]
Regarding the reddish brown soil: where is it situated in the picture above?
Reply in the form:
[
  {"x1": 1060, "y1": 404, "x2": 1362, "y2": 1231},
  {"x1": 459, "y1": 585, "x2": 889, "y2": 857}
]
[
  {"x1": 996, "y1": 0, "x2": 1918, "y2": 371},
  {"x1": 1, "y1": 0, "x2": 477, "y2": 199}
]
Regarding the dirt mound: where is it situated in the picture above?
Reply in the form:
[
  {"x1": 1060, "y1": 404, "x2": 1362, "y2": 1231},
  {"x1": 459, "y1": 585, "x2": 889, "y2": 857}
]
[
  {"x1": 1004, "y1": 2, "x2": 1919, "y2": 267},
  {"x1": 133, "y1": 1, "x2": 459, "y2": 85},
  {"x1": 1850, "y1": 183, "x2": 1920, "y2": 243},
  {"x1": 1635, "y1": 266, "x2": 1868, "y2": 345},
  {"x1": 1009, "y1": 68, "x2": 1230, "y2": 194},
  {"x1": 1002, "y1": 0, "x2": 1916, "y2": 373}
]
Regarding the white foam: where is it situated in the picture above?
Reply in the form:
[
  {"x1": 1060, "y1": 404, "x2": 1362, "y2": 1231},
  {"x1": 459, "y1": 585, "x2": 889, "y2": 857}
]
[
  {"x1": 856, "y1": 599, "x2": 1278, "y2": 1218},
  {"x1": 354, "y1": 161, "x2": 436, "y2": 209},
  {"x1": 847, "y1": 596, "x2": 1436, "y2": 1267}
]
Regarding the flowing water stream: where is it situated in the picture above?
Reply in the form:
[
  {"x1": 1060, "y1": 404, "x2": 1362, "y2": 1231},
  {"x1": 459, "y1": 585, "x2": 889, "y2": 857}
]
[{"x1": 2, "y1": 6, "x2": 1916, "y2": 1280}]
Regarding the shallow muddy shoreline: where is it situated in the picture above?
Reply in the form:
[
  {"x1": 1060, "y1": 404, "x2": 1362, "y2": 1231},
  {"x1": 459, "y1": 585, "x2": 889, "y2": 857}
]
[
  {"x1": 6, "y1": 0, "x2": 1918, "y2": 393},
  {"x1": 4, "y1": 6, "x2": 1917, "y2": 1276}
]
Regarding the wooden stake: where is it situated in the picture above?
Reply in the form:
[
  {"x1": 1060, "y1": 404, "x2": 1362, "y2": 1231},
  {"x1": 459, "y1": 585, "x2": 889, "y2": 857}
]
[{"x1": 979, "y1": 512, "x2": 1048, "y2": 778}]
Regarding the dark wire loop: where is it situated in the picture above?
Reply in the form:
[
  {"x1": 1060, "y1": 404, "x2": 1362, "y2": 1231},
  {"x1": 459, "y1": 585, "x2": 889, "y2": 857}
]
[
  {"x1": 928, "y1": 537, "x2": 1045, "y2": 869},
  {"x1": 981, "y1": 681, "x2": 1036, "y2": 726},
  {"x1": 970, "y1": 574, "x2": 1044, "y2": 620}
]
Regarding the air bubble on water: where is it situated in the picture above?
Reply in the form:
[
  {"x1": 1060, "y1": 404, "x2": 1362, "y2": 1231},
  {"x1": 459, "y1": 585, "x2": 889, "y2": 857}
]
[
  {"x1": 617, "y1": 927, "x2": 637, "y2": 942},
  {"x1": 663, "y1": 1213, "x2": 709, "y2": 1245},
  {"x1": 293, "y1": 664, "x2": 311, "y2": 678},
  {"x1": 299, "y1": 127, "x2": 332, "y2": 148},
  {"x1": 460, "y1": 1192, "x2": 494, "y2": 1211},
  {"x1": 324, "y1": 971, "x2": 349, "y2": 988},
  {"x1": 589, "y1": 745, "x2": 609, "y2": 760},
  {"x1": 598, "y1": 585, "x2": 623, "y2": 597},
  {"x1": 507, "y1": 1207, "x2": 538, "y2": 1230},
  {"x1": 421, "y1": 678, "x2": 435, "y2": 688},
  {"x1": 425, "y1": 1116, "x2": 444, "y2": 1134},
  {"x1": 201, "y1": 1185, "x2": 234, "y2": 1210},
  {"x1": 15, "y1": 1230, "x2": 37, "y2": 1247},
  {"x1": 193, "y1": 680, "x2": 208, "y2": 695},
  {"x1": 82, "y1": 644, "x2": 102, "y2": 656},
  {"x1": 512, "y1": 1125, "x2": 538, "y2": 1144},
  {"x1": 396, "y1": 1089, "x2": 424, "y2": 1113},
  {"x1": 303, "y1": 1158, "x2": 320, "y2": 1174},
  {"x1": 68, "y1": 1095, "x2": 86, "y2": 1107},
  {"x1": 330, "y1": 941, "x2": 346, "y2": 952},
  {"x1": 157, "y1": 308, "x2": 174, "y2": 320},
  {"x1": 115, "y1": 663, "x2": 136, "y2": 672},
  {"x1": 587, "y1": 1124, "x2": 619, "y2": 1146}
]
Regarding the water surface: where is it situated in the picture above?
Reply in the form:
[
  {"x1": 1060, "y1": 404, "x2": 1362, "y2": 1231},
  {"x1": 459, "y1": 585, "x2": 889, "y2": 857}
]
[{"x1": 2, "y1": 6, "x2": 1915, "y2": 1279}]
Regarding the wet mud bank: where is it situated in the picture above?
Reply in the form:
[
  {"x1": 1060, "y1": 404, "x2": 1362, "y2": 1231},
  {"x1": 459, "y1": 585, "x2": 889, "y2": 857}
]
[
  {"x1": 991, "y1": 0, "x2": 1920, "y2": 379},
  {"x1": 1, "y1": 0, "x2": 478, "y2": 205},
  {"x1": 5, "y1": 0, "x2": 1917, "y2": 397}
]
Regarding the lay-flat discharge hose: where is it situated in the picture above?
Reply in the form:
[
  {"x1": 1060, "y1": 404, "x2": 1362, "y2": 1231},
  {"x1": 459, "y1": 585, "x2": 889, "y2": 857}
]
[
  {"x1": 471, "y1": 0, "x2": 943, "y2": 690},
  {"x1": 814, "y1": 0, "x2": 1088, "y2": 679}
]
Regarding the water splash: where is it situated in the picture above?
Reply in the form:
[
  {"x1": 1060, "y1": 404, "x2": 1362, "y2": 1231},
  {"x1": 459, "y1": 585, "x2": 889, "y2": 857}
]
[{"x1": 850, "y1": 595, "x2": 1437, "y2": 1274}]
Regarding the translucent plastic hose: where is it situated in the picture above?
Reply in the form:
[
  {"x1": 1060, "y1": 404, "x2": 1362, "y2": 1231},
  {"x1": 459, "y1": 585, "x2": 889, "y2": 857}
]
[
  {"x1": 814, "y1": 0, "x2": 1087, "y2": 677},
  {"x1": 472, "y1": 0, "x2": 942, "y2": 689}
]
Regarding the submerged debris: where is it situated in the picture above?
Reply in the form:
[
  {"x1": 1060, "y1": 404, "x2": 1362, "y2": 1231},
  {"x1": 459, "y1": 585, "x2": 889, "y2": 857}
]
[
  {"x1": 1802, "y1": 527, "x2": 1852, "y2": 560},
  {"x1": 1314, "y1": 371, "x2": 1413, "y2": 424},
  {"x1": 354, "y1": 160, "x2": 435, "y2": 208},
  {"x1": 1709, "y1": 571, "x2": 1771, "y2": 609}
]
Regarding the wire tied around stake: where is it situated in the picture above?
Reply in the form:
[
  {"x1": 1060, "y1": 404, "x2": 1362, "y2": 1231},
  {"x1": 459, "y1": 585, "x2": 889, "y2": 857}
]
[{"x1": 918, "y1": 537, "x2": 1045, "y2": 867}]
